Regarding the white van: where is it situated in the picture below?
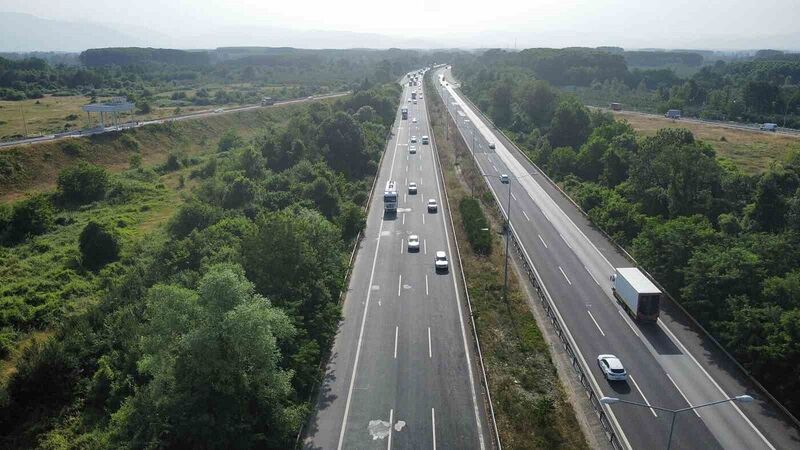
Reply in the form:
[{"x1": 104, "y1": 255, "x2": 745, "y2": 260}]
[{"x1": 760, "y1": 123, "x2": 778, "y2": 132}]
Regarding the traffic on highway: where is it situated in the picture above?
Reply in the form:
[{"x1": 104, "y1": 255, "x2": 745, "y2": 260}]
[
  {"x1": 435, "y1": 66, "x2": 798, "y2": 450},
  {"x1": 305, "y1": 69, "x2": 489, "y2": 449}
]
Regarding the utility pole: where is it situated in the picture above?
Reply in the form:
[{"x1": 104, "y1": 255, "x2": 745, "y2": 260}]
[{"x1": 20, "y1": 105, "x2": 29, "y2": 137}]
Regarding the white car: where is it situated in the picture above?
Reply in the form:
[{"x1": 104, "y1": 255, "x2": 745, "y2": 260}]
[
  {"x1": 427, "y1": 199, "x2": 438, "y2": 212},
  {"x1": 597, "y1": 354, "x2": 627, "y2": 381},
  {"x1": 489, "y1": 142, "x2": 496, "y2": 149},
  {"x1": 409, "y1": 146, "x2": 417, "y2": 154},
  {"x1": 214, "y1": 108, "x2": 223, "y2": 113},
  {"x1": 500, "y1": 174, "x2": 509, "y2": 184},
  {"x1": 421, "y1": 135, "x2": 429, "y2": 145},
  {"x1": 412, "y1": 117, "x2": 418, "y2": 123},
  {"x1": 408, "y1": 182, "x2": 417, "y2": 194},
  {"x1": 408, "y1": 98, "x2": 411, "y2": 102},
  {"x1": 413, "y1": 100, "x2": 417, "y2": 104},
  {"x1": 408, "y1": 235, "x2": 420, "y2": 252},
  {"x1": 410, "y1": 136, "x2": 417, "y2": 143},
  {"x1": 434, "y1": 251, "x2": 449, "y2": 272}
]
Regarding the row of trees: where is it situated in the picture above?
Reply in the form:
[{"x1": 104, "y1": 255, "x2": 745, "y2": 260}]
[
  {"x1": 0, "y1": 83, "x2": 401, "y2": 447},
  {"x1": 456, "y1": 64, "x2": 800, "y2": 416},
  {"x1": 454, "y1": 48, "x2": 800, "y2": 129}
]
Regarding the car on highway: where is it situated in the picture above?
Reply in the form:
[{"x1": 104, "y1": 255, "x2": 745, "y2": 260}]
[
  {"x1": 427, "y1": 199, "x2": 438, "y2": 212},
  {"x1": 408, "y1": 235, "x2": 420, "y2": 252},
  {"x1": 413, "y1": 100, "x2": 417, "y2": 104},
  {"x1": 410, "y1": 136, "x2": 417, "y2": 143},
  {"x1": 409, "y1": 145, "x2": 417, "y2": 154},
  {"x1": 412, "y1": 117, "x2": 418, "y2": 123},
  {"x1": 214, "y1": 108, "x2": 223, "y2": 113},
  {"x1": 760, "y1": 123, "x2": 778, "y2": 131},
  {"x1": 597, "y1": 354, "x2": 627, "y2": 381},
  {"x1": 488, "y1": 142, "x2": 496, "y2": 149},
  {"x1": 434, "y1": 251, "x2": 449, "y2": 272},
  {"x1": 408, "y1": 182, "x2": 417, "y2": 194},
  {"x1": 422, "y1": 135, "x2": 429, "y2": 144},
  {"x1": 500, "y1": 174, "x2": 509, "y2": 183},
  {"x1": 408, "y1": 98, "x2": 411, "y2": 102}
]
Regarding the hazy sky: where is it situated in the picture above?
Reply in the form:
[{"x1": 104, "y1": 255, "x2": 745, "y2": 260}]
[{"x1": 4, "y1": 0, "x2": 800, "y2": 49}]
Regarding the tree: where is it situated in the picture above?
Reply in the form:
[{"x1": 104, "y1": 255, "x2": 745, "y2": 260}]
[
  {"x1": 8, "y1": 194, "x2": 54, "y2": 242},
  {"x1": 336, "y1": 201, "x2": 365, "y2": 241},
  {"x1": 79, "y1": 221, "x2": 121, "y2": 270},
  {"x1": 517, "y1": 79, "x2": 557, "y2": 127},
  {"x1": 549, "y1": 99, "x2": 591, "y2": 149},
  {"x1": 547, "y1": 146, "x2": 577, "y2": 179},
  {"x1": 222, "y1": 176, "x2": 256, "y2": 209},
  {"x1": 218, "y1": 129, "x2": 243, "y2": 152},
  {"x1": 747, "y1": 169, "x2": 798, "y2": 232},
  {"x1": 354, "y1": 105, "x2": 378, "y2": 123},
  {"x1": 305, "y1": 176, "x2": 340, "y2": 219},
  {"x1": 632, "y1": 215, "x2": 716, "y2": 292},
  {"x1": 489, "y1": 78, "x2": 513, "y2": 127},
  {"x1": 113, "y1": 265, "x2": 301, "y2": 449},
  {"x1": 57, "y1": 162, "x2": 109, "y2": 204},
  {"x1": 168, "y1": 200, "x2": 222, "y2": 239},
  {"x1": 319, "y1": 112, "x2": 368, "y2": 178}
]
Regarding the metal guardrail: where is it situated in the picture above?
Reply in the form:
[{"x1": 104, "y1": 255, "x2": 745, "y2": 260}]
[
  {"x1": 456, "y1": 81, "x2": 800, "y2": 434},
  {"x1": 422, "y1": 73, "x2": 503, "y2": 450},
  {"x1": 437, "y1": 75, "x2": 626, "y2": 450}
]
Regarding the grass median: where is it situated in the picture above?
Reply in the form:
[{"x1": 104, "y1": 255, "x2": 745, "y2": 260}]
[{"x1": 426, "y1": 77, "x2": 588, "y2": 449}]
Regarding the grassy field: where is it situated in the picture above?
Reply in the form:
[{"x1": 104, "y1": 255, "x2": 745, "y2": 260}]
[
  {"x1": 426, "y1": 77, "x2": 588, "y2": 449},
  {"x1": 613, "y1": 111, "x2": 800, "y2": 174}
]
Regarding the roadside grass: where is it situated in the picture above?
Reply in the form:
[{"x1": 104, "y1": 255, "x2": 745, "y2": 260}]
[
  {"x1": 426, "y1": 78, "x2": 589, "y2": 449},
  {"x1": 0, "y1": 100, "x2": 313, "y2": 202},
  {"x1": 613, "y1": 111, "x2": 800, "y2": 174}
]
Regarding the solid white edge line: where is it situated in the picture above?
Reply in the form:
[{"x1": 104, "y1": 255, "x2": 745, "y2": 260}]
[
  {"x1": 558, "y1": 266, "x2": 572, "y2": 285},
  {"x1": 337, "y1": 99, "x2": 405, "y2": 449},
  {"x1": 666, "y1": 373, "x2": 701, "y2": 418},
  {"x1": 587, "y1": 310, "x2": 606, "y2": 337},
  {"x1": 629, "y1": 374, "x2": 658, "y2": 417}
]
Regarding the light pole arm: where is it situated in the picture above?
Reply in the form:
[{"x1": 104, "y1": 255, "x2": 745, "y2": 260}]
[
  {"x1": 676, "y1": 397, "x2": 745, "y2": 414},
  {"x1": 605, "y1": 398, "x2": 677, "y2": 414}
]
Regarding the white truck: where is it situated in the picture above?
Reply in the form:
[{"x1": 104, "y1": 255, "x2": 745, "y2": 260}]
[{"x1": 610, "y1": 267, "x2": 661, "y2": 322}]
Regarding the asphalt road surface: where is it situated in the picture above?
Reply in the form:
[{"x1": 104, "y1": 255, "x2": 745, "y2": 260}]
[
  {"x1": 436, "y1": 67, "x2": 799, "y2": 450},
  {"x1": 304, "y1": 73, "x2": 489, "y2": 449}
]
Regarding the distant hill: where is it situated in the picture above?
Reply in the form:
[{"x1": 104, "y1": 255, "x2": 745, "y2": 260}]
[{"x1": 0, "y1": 12, "x2": 148, "y2": 52}]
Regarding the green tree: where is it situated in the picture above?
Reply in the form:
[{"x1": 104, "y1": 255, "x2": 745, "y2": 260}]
[
  {"x1": 8, "y1": 194, "x2": 54, "y2": 242},
  {"x1": 319, "y1": 112, "x2": 368, "y2": 178},
  {"x1": 218, "y1": 129, "x2": 243, "y2": 152},
  {"x1": 489, "y1": 78, "x2": 513, "y2": 127},
  {"x1": 79, "y1": 221, "x2": 121, "y2": 270},
  {"x1": 548, "y1": 146, "x2": 577, "y2": 179},
  {"x1": 517, "y1": 79, "x2": 557, "y2": 127},
  {"x1": 57, "y1": 162, "x2": 109, "y2": 204},
  {"x1": 549, "y1": 99, "x2": 592, "y2": 149}
]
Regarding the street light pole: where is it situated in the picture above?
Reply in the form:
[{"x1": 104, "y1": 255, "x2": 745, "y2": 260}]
[
  {"x1": 600, "y1": 395, "x2": 754, "y2": 450},
  {"x1": 502, "y1": 178, "x2": 512, "y2": 303}
]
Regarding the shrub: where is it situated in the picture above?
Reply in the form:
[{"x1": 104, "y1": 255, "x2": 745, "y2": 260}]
[
  {"x1": 168, "y1": 201, "x2": 222, "y2": 239},
  {"x1": 8, "y1": 194, "x2": 54, "y2": 242},
  {"x1": 61, "y1": 141, "x2": 84, "y2": 157},
  {"x1": 57, "y1": 162, "x2": 109, "y2": 204},
  {"x1": 165, "y1": 153, "x2": 180, "y2": 172},
  {"x1": 79, "y1": 221, "x2": 121, "y2": 270},
  {"x1": 459, "y1": 197, "x2": 492, "y2": 255},
  {"x1": 218, "y1": 130, "x2": 243, "y2": 152}
]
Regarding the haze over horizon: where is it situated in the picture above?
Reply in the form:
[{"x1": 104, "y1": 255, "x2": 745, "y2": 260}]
[{"x1": 2, "y1": 0, "x2": 800, "y2": 51}]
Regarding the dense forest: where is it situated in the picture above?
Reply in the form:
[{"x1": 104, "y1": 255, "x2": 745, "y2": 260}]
[
  {"x1": 0, "y1": 82, "x2": 401, "y2": 448},
  {"x1": 455, "y1": 63, "x2": 800, "y2": 416},
  {"x1": 0, "y1": 47, "x2": 442, "y2": 102},
  {"x1": 453, "y1": 48, "x2": 800, "y2": 128}
]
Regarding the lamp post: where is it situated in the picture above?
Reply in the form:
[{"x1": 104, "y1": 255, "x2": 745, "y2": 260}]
[
  {"x1": 600, "y1": 394, "x2": 754, "y2": 450},
  {"x1": 480, "y1": 172, "x2": 514, "y2": 303}
]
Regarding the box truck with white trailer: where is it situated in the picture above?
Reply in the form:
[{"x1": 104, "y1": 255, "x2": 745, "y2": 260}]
[{"x1": 610, "y1": 267, "x2": 661, "y2": 322}]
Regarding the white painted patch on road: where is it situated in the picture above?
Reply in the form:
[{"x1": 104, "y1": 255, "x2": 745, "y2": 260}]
[
  {"x1": 558, "y1": 266, "x2": 572, "y2": 285},
  {"x1": 367, "y1": 418, "x2": 391, "y2": 441},
  {"x1": 538, "y1": 234, "x2": 548, "y2": 248},
  {"x1": 394, "y1": 420, "x2": 406, "y2": 432},
  {"x1": 587, "y1": 310, "x2": 605, "y2": 337}
]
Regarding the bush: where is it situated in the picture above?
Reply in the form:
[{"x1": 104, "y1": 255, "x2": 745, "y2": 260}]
[
  {"x1": 165, "y1": 153, "x2": 181, "y2": 172},
  {"x1": 57, "y1": 162, "x2": 109, "y2": 204},
  {"x1": 168, "y1": 201, "x2": 222, "y2": 239},
  {"x1": 79, "y1": 221, "x2": 121, "y2": 270},
  {"x1": 217, "y1": 130, "x2": 243, "y2": 152},
  {"x1": 8, "y1": 194, "x2": 54, "y2": 242},
  {"x1": 460, "y1": 197, "x2": 492, "y2": 255},
  {"x1": 61, "y1": 141, "x2": 84, "y2": 157}
]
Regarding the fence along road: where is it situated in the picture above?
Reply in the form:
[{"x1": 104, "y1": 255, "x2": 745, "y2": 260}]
[
  {"x1": 304, "y1": 74, "x2": 489, "y2": 449},
  {"x1": 435, "y1": 66, "x2": 798, "y2": 450}
]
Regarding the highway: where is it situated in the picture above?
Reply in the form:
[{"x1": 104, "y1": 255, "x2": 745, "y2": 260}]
[
  {"x1": 435, "y1": 67, "x2": 800, "y2": 450},
  {"x1": 304, "y1": 72, "x2": 490, "y2": 449},
  {"x1": 0, "y1": 92, "x2": 348, "y2": 149}
]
